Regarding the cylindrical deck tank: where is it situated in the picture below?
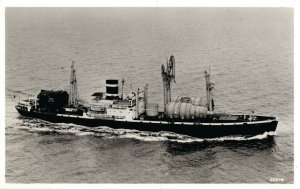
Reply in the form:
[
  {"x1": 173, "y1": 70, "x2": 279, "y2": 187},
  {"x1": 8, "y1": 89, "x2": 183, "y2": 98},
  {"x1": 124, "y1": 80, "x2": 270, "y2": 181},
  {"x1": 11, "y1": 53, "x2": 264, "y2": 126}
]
[
  {"x1": 190, "y1": 97, "x2": 206, "y2": 106},
  {"x1": 166, "y1": 102, "x2": 208, "y2": 119},
  {"x1": 173, "y1": 102, "x2": 181, "y2": 119},
  {"x1": 195, "y1": 106, "x2": 207, "y2": 118},
  {"x1": 179, "y1": 102, "x2": 188, "y2": 119},
  {"x1": 185, "y1": 103, "x2": 193, "y2": 119},
  {"x1": 199, "y1": 97, "x2": 207, "y2": 106},
  {"x1": 189, "y1": 104, "x2": 196, "y2": 119},
  {"x1": 175, "y1": 96, "x2": 207, "y2": 106},
  {"x1": 166, "y1": 102, "x2": 176, "y2": 118},
  {"x1": 174, "y1": 96, "x2": 181, "y2": 102},
  {"x1": 146, "y1": 103, "x2": 159, "y2": 117}
]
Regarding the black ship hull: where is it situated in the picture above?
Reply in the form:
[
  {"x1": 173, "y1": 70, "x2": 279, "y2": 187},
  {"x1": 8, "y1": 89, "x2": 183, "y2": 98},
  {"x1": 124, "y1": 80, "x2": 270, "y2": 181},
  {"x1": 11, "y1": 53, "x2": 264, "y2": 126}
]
[{"x1": 16, "y1": 109, "x2": 278, "y2": 138}]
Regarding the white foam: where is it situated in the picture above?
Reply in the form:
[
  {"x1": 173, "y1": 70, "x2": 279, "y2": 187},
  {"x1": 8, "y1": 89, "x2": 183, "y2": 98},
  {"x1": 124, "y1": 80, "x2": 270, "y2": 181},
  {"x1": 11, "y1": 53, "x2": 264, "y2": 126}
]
[
  {"x1": 247, "y1": 131, "x2": 276, "y2": 140},
  {"x1": 118, "y1": 133, "x2": 169, "y2": 142},
  {"x1": 19, "y1": 126, "x2": 54, "y2": 133}
]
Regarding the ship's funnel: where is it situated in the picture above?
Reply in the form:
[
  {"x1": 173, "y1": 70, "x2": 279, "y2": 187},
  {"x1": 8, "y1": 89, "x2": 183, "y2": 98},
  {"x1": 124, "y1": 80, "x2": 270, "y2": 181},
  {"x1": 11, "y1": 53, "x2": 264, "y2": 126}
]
[{"x1": 106, "y1": 79, "x2": 119, "y2": 100}]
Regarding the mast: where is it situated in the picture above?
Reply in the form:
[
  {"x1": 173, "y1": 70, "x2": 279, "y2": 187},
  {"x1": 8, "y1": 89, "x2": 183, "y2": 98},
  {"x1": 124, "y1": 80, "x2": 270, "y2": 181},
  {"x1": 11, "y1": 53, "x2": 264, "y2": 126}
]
[
  {"x1": 204, "y1": 70, "x2": 214, "y2": 111},
  {"x1": 136, "y1": 88, "x2": 140, "y2": 119},
  {"x1": 144, "y1": 84, "x2": 148, "y2": 112},
  {"x1": 121, "y1": 78, "x2": 125, "y2": 100},
  {"x1": 161, "y1": 55, "x2": 176, "y2": 112},
  {"x1": 68, "y1": 61, "x2": 78, "y2": 106}
]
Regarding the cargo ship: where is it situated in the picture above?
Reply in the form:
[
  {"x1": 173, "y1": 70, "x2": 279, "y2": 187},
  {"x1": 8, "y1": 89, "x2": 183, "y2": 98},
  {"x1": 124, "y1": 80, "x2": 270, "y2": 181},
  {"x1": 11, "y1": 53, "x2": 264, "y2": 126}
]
[{"x1": 15, "y1": 56, "x2": 278, "y2": 138}]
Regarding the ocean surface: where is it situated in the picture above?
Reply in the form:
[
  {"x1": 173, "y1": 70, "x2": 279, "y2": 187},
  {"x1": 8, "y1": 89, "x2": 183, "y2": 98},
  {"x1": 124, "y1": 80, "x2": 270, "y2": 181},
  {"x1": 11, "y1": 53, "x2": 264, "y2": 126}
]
[{"x1": 5, "y1": 8, "x2": 293, "y2": 183}]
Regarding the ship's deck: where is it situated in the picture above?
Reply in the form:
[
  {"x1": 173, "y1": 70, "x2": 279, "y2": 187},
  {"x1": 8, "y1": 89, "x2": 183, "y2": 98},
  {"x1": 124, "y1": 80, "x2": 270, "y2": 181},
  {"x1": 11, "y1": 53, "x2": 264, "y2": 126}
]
[{"x1": 141, "y1": 113, "x2": 276, "y2": 123}]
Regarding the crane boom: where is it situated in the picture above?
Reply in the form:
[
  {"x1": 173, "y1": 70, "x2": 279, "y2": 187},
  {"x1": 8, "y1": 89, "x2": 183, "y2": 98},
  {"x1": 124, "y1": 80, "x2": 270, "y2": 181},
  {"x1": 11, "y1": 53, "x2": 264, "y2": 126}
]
[{"x1": 161, "y1": 55, "x2": 176, "y2": 111}]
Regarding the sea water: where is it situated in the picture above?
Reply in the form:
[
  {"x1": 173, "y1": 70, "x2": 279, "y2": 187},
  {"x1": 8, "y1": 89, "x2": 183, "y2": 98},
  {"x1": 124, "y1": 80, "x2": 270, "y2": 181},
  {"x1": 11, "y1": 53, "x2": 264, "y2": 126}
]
[{"x1": 5, "y1": 8, "x2": 293, "y2": 183}]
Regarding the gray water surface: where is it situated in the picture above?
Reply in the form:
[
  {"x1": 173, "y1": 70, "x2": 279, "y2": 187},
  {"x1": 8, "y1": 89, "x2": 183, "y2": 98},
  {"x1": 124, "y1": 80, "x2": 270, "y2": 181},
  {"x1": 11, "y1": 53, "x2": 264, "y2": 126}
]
[{"x1": 5, "y1": 8, "x2": 293, "y2": 183}]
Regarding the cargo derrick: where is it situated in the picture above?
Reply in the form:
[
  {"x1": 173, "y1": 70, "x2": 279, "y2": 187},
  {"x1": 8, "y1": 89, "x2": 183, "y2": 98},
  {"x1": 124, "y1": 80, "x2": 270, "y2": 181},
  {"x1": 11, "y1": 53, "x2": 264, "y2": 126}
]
[
  {"x1": 161, "y1": 55, "x2": 176, "y2": 112},
  {"x1": 205, "y1": 70, "x2": 214, "y2": 111},
  {"x1": 162, "y1": 55, "x2": 215, "y2": 121}
]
